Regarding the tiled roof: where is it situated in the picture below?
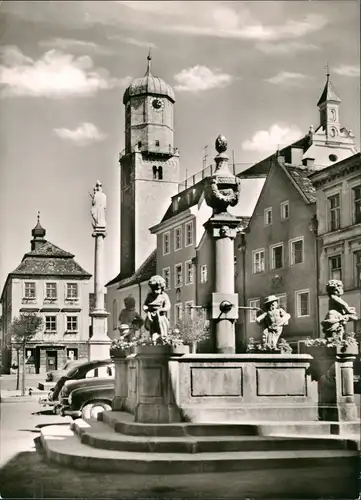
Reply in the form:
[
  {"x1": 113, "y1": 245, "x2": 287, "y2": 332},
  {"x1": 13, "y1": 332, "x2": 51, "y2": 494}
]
[
  {"x1": 24, "y1": 241, "x2": 74, "y2": 258},
  {"x1": 10, "y1": 240, "x2": 90, "y2": 278},
  {"x1": 117, "y1": 250, "x2": 157, "y2": 289},
  {"x1": 284, "y1": 166, "x2": 317, "y2": 204},
  {"x1": 161, "y1": 180, "x2": 205, "y2": 223},
  {"x1": 238, "y1": 135, "x2": 310, "y2": 179}
]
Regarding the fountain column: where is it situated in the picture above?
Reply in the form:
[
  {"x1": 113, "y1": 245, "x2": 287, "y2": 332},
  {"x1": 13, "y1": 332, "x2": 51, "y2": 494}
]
[{"x1": 204, "y1": 136, "x2": 241, "y2": 354}]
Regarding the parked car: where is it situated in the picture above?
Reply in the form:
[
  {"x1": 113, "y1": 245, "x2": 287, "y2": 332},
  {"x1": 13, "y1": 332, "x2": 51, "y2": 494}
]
[
  {"x1": 45, "y1": 359, "x2": 85, "y2": 383},
  {"x1": 59, "y1": 376, "x2": 115, "y2": 420},
  {"x1": 40, "y1": 359, "x2": 114, "y2": 413}
]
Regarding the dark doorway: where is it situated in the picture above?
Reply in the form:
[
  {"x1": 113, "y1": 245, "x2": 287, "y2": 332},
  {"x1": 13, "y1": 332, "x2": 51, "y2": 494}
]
[{"x1": 46, "y1": 351, "x2": 57, "y2": 372}]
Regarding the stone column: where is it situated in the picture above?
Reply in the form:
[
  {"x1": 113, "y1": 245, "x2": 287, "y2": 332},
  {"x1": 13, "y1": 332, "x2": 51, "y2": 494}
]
[
  {"x1": 88, "y1": 181, "x2": 111, "y2": 361},
  {"x1": 203, "y1": 136, "x2": 241, "y2": 354}
]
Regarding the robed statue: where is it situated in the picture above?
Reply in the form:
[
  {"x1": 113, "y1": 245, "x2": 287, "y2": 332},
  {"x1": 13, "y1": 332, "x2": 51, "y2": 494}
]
[{"x1": 90, "y1": 180, "x2": 106, "y2": 229}]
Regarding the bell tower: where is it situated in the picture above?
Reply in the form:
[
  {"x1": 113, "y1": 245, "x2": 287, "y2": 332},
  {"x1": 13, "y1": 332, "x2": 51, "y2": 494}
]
[
  {"x1": 120, "y1": 53, "x2": 180, "y2": 278},
  {"x1": 317, "y1": 67, "x2": 342, "y2": 140}
]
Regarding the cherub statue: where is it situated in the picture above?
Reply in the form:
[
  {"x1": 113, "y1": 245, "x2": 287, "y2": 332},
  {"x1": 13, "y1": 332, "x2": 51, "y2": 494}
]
[
  {"x1": 256, "y1": 295, "x2": 291, "y2": 349},
  {"x1": 90, "y1": 180, "x2": 106, "y2": 229},
  {"x1": 321, "y1": 280, "x2": 358, "y2": 341},
  {"x1": 118, "y1": 295, "x2": 144, "y2": 335},
  {"x1": 143, "y1": 275, "x2": 171, "y2": 343}
]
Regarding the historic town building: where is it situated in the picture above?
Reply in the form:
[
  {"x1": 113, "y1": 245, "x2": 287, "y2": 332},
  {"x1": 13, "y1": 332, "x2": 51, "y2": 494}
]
[
  {"x1": 0, "y1": 216, "x2": 91, "y2": 374},
  {"x1": 309, "y1": 152, "x2": 361, "y2": 339},
  {"x1": 106, "y1": 53, "x2": 180, "y2": 333},
  {"x1": 235, "y1": 74, "x2": 358, "y2": 350}
]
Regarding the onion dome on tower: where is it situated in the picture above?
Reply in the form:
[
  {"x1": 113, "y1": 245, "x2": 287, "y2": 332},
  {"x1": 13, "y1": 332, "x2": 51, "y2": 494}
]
[
  {"x1": 123, "y1": 51, "x2": 175, "y2": 105},
  {"x1": 31, "y1": 211, "x2": 47, "y2": 250}
]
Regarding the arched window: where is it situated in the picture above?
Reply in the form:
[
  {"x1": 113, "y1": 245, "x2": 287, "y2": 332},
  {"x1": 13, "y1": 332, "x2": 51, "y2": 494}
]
[
  {"x1": 158, "y1": 166, "x2": 163, "y2": 180},
  {"x1": 153, "y1": 166, "x2": 158, "y2": 179},
  {"x1": 155, "y1": 140, "x2": 160, "y2": 147},
  {"x1": 137, "y1": 141, "x2": 142, "y2": 149},
  {"x1": 112, "y1": 300, "x2": 118, "y2": 330},
  {"x1": 152, "y1": 166, "x2": 163, "y2": 180}
]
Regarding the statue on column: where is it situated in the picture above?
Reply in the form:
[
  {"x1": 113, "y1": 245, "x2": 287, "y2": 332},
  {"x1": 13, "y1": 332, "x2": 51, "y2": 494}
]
[
  {"x1": 321, "y1": 280, "x2": 358, "y2": 341},
  {"x1": 90, "y1": 180, "x2": 107, "y2": 229},
  {"x1": 256, "y1": 295, "x2": 291, "y2": 349},
  {"x1": 143, "y1": 275, "x2": 171, "y2": 343}
]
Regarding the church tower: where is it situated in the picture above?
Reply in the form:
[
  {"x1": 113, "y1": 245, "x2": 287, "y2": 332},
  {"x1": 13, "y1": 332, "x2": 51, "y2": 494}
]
[
  {"x1": 120, "y1": 53, "x2": 180, "y2": 278},
  {"x1": 317, "y1": 68, "x2": 342, "y2": 140}
]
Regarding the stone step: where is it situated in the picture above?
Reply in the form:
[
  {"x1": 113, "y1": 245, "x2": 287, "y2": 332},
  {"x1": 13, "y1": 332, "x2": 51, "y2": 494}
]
[
  {"x1": 40, "y1": 424, "x2": 359, "y2": 475},
  {"x1": 72, "y1": 418, "x2": 359, "y2": 454},
  {"x1": 100, "y1": 411, "x2": 359, "y2": 438}
]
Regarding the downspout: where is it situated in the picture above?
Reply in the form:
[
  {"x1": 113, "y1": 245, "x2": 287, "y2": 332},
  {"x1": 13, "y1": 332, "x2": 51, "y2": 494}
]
[
  {"x1": 311, "y1": 214, "x2": 320, "y2": 338},
  {"x1": 237, "y1": 231, "x2": 247, "y2": 351}
]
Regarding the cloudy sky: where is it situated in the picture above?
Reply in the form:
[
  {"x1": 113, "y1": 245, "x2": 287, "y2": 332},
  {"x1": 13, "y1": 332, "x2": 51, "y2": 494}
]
[{"x1": 0, "y1": 0, "x2": 359, "y2": 291}]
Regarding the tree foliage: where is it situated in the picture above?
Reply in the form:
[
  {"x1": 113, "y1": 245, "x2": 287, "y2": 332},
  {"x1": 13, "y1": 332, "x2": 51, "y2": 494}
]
[
  {"x1": 10, "y1": 313, "x2": 44, "y2": 345},
  {"x1": 174, "y1": 310, "x2": 210, "y2": 344}
]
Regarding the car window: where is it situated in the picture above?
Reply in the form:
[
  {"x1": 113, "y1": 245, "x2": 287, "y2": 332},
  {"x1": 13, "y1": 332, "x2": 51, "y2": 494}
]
[
  {"x1": 85, "y1": 368, "x2": 97, "y2": 378},
  {"x1": 84, "y1": 365, "x2": 114, "y2": 378}
]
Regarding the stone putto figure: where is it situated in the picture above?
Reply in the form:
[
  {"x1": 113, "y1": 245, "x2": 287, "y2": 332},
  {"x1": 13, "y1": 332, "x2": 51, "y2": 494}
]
[
  {"x1": 256, "y1": 295, "x2": 291, "y2": 349},
  {"x1": 143, "y1": 275, "x2": 171, "y2": 343},
  {"x1": 90, "y1": 180, "x2": 106, "y2": 229},
  {"x1": 321, "y1": 279, "x2": 358, "y2": 341},
  {"x1": 118, "y1": 295, "x2": 144, "y2": 334}
]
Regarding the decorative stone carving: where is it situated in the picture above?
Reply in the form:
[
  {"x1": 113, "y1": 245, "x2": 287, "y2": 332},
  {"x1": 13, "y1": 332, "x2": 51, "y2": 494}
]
[
  {"x1": 204, "y1": 135, "x2": 241, "y2": 214},
  {"x1": 90, "y1": 180, "x2": 106, "y2": 229},
  {"x1": 143, "y1": 275, "x2": 171, "y2": 343},
  {"x1": 256, "y1": 295, "x2": 291, "y2": 350},
  {"x1": 321, "y1": 279, "x2": 358, "y2": 341}
]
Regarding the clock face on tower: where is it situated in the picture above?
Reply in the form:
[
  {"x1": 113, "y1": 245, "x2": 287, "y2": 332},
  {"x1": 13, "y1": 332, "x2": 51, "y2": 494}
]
[{"x1": 152, "y1": 98, "x2": 164, "y2": 110}]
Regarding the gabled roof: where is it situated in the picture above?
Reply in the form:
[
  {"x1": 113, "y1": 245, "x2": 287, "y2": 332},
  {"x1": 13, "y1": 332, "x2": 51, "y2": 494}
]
[
  {"x1": 238, "y1": 135, "x2": 310, "y2": 179},
  {"x1": 117, "y1": 250, "x2": 157, "y2": 290},
  {"x1": 247, "y1": 158, "x2": 316, "y2": 232},
  {"x1": 283, "y1": 166, "x2": 317, "y2": 204}
]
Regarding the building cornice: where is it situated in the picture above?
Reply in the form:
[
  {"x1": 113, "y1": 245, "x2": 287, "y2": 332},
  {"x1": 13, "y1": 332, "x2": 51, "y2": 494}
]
[{"x1": 310, "y1": 154, "x2": 360, "y2": 188}]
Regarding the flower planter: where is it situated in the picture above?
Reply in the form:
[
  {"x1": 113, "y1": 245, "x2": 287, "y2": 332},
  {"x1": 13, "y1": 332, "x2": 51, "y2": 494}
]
[
  {"x1": 135, "y1": 344, "x2": 189, "y2": 356},
  {"x1": 110, "y1": 347, "x2": 131, "y2": 359}
]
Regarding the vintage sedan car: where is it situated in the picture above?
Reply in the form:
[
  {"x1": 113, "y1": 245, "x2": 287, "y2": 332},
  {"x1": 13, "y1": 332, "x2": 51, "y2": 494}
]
[
  {"x1": 40, "y1": 359, "x2": 114, "y2": 413},
  {"x1": 59, "y1": 376, "x2": 115, "y2": 420},
  {"x1": 45, "y1": 359, "x2": 84, "y2": 383}
]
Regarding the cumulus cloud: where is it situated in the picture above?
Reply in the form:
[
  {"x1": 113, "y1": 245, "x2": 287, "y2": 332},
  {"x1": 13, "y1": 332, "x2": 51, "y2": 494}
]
[
  {"x1": 38, "y1": 38, "x2": 113, "y2": 55},
  {"x1": 174, "y1": 65, "x2": 233, "y2": 92},
  {"x1": 0, "y1": 46, "x2": 130, "y2": 98},
  {"x1": 53, "y1": 122, "x2": 107, "y2": 146},
  {"x1": 242, "y1": 124, "x2": 303, "y2": 152},
  {"x1": 256, "y1": 41, "x2": 320, "y2": 54},
  {"x1": 333, "y1": 64, "x2": 360, "y2": 77},
  {"x1": 157, "y1": 12, "x2": 327, "y2": 42},
  {"x1": 265, "y1": 71, "x2": 312, "y2": 86}
]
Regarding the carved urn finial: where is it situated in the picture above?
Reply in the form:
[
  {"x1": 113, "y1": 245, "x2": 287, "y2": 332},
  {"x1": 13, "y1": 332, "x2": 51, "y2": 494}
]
[
  {"x1": 203, "y1": 135, "x2": 241, "y2": 215},
  {"x1": 215, "y1": 135, "x2": 228, "y2": 154}
]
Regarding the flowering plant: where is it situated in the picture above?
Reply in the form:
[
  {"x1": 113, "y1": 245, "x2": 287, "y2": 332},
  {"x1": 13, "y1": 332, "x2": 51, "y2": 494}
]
[
  {"x1": 305, "y1": 332, "x2": 358, "y2": 350},
  {"x1": 247, "y1": 337, "x2": 293, "y2": 354}
]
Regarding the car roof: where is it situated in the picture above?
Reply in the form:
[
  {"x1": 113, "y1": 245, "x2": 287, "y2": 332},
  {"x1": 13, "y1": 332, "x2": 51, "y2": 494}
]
[{"x1": 66, "y1": 358, "x2": 113, "y2": 376}]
